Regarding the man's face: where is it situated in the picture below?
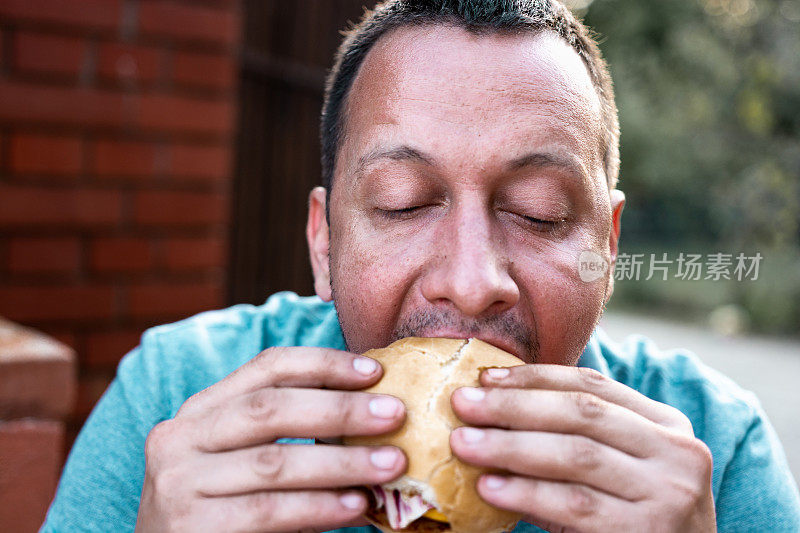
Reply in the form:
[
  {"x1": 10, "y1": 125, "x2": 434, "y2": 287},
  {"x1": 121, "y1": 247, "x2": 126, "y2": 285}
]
[{"x1": 308, "y1": 25, "x2": 624, "y2": 365}]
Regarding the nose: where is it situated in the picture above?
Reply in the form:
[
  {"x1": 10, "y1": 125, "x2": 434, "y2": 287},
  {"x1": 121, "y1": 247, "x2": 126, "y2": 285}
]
[{"x1": 420, "y1": 205, "x2": 519, "y2": 317}]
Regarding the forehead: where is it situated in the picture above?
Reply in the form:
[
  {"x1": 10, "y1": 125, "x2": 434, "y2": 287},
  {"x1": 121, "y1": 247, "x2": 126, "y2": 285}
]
[{"x1": 337, "y1": 23, "x2": 604, "y2": 180}]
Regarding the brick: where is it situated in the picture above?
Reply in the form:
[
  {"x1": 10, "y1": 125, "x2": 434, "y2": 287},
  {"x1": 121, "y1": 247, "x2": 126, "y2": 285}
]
[
  {"x1": 133, "y1": 190, "x2": 227, "y2": 227},
  {"x1": 65, "y1": 426, "x2": 79, "y2": 455},
  {"x1": 8, "y1": 237, "x2": 81, "y2": 274},
  {"x1": 0, "y1": 81, "x2": 125, "y2": 128},
  {"x1": 84, "y1": 329, "x2": 142, "y2": 368},
  {"x1": 136, "y1": 94, "x2": 234, "y2": 136},
  {"x1": 10, "y1": 133, "x2": 83, "y2": 175},
  {"x1": 75, "y1": 373, "x2": 112, "y2": 419},
  {"x1": 90, "y1": 236, "x2": 154, "y2": 273},
  {"x1": 173, "y1": 50, "x2": 235, "y2": 90},
  {"x1": 0, "y1": 285, "x2": 116, "y2": 323},
  {"x1": 0, "y1": 0, "x2": 121, "y2": 32},
  {"x1": 164, "y1": 235, "x2": 225, "y2": 271},
  {"x1": 47, "y1": 330, "x2": 78, "y2": 350},
  {"x1": 97, "y1": 42, "x2": 163, "y2": 85},
  {"x1": 139, "y1": 1, "x2": 237, "y2": 47},
  {"x1": 169, "y1": 142, "x2": 231, "y2": 181},
  {"x1": 0, "y1": 184, "x2": 123, "y2": 228},
  {"x1": 0, "y1": 318, "x2": 76, "y2": 419},
  {"x1": 92, "y1": 139, "x2": 159, "y2": 178},
  {"x1": 14, "y1": 31, "x2": 88, "y2": 76},
  {"x1": 0, "y1": 420, "x2": 64, "y2": 533},
  {"x1": 129, "y1": 280, "x2": 223, "y2": 319}
]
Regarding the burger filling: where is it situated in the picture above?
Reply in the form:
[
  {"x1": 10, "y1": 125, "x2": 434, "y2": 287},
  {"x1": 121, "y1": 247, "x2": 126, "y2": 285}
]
[{"x1": 369, "y1": 485, "x2": 449, "y2": 529}]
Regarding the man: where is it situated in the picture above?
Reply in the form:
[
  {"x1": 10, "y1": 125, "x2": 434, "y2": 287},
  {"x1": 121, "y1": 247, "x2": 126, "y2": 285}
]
[{"x1": 43, "y1": 1, "x2": 800, "y2": 532}]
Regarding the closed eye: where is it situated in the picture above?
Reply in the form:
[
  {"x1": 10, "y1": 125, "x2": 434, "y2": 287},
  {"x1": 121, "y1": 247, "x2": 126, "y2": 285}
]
[
  {"x1": 523, "y1": 215, "x2": 557, "y2": 226},
  {"x1": 516, "y1": 213, "x2": 565, "y2": 235},
  {"x1": 378, "y1": 205, "x2": 426, "y2": 219}
]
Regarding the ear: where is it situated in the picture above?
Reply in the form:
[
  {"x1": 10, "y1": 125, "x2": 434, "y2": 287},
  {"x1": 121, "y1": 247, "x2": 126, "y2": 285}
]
[
  {"x1": 605, "y1": 188, "x2": 625, "y2": 305},
  {"x1": 608, "y1": 188, "x2": 625, "y2": 264},
  {"x1": 306, "y1": 186, "x2": 333, "y2": 301}
]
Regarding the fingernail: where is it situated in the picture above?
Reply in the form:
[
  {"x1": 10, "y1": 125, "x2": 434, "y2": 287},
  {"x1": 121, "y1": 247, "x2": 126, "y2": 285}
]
[
  {"x1": 353, "y1": 357, "x2": 378, "y2": 376},
  {"x1": 340, "y1": 492, "x2": 364, "y2": 510},
  {"x1": 370, "y1": 447, "x2": 400, "y2": 469},
  {"x1": 484, "y1": 475, "x2": 508, "y2": 490},
  {"x1": 486, "y1": 368, "x2": 509, "y2": 380},
  {"x1": 460, "y1": 387, "x2": 486, "y2": 402},
  {"x1": 369, "y1": 396, "x2": 402, "y2": 418},
  {"x1": 459, "y1": 427, "x2": 485, "y2": 443}
]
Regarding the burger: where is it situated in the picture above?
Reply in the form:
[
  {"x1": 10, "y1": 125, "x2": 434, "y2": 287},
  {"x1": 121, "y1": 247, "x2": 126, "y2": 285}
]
[{"x1": 343, "y1": 337, "x2": 526, "y2": 533}]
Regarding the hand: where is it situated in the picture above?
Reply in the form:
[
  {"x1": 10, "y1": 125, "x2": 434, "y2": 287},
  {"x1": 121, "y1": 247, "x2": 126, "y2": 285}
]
[
  {"x1": 449, "y1": 365, "x2": 716, "y2": 533},
  {"x1": 135, "y1": 347, "x2": 408, "y2": 532}
]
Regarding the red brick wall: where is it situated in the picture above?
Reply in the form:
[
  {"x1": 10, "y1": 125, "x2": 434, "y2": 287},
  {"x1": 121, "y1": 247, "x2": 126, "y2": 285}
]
[{"x1": 0, "y1": 0, "x2": 240, "y2": 445}]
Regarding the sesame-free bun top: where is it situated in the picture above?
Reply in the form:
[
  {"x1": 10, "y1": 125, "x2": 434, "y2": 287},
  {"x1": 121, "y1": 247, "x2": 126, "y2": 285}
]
[{"x1": 344, "y1": 337, "x2": 526, "y2": 533}]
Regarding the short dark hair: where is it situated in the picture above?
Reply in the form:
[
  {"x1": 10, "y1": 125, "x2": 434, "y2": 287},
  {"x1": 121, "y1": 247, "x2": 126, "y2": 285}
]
[{"x1": 320, "y1": 0, "x2": 620, "y2": 210}]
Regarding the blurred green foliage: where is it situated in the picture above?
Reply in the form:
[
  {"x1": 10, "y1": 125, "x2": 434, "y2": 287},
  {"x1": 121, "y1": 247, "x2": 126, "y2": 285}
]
[{"x1": 575, "y1": 0, "x2": 800, "y2": 335}]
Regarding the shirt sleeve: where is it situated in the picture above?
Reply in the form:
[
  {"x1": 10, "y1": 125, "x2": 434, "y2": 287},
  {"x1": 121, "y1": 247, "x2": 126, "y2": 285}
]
[
  {"x1": 40, "y1": 332, "x2": 168, "y2": 532},
  {"x1": 715, "y1": 406, "x2": 800, "y2": 532}
]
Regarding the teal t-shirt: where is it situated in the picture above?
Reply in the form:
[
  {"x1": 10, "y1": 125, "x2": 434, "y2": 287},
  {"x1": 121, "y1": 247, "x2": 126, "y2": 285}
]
[{"x1": 42, "y1": 291, "x2": 800, "y2": 532}]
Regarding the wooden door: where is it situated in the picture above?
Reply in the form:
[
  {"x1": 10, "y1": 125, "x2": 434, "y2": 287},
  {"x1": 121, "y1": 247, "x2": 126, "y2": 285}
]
[{"x1": 230, "y1": 0, "x2": 367, "y2": 305}]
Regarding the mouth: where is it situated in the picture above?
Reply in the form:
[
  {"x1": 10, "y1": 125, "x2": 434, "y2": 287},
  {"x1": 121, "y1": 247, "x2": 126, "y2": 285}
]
[{"x1": 414, "y1": 330, "x2": 525, "y2": 361}]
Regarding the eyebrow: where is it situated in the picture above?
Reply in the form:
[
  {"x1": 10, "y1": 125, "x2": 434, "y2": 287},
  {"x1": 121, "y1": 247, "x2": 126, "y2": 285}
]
[
  {"x1": 354, "y1": 144, "x2": 585, "y2": 182},
  {"x1": 505, "y1": 151, "x2": 587, "y2": 183},
  {"x1": 355, "y1": 145, "x2": 435, "y2": 175}
]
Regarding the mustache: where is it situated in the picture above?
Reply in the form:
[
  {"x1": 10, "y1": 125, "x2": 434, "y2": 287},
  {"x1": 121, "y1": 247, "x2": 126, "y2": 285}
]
[{"x1": 390, "y1": 309, "x2": 539, "y2": 363}]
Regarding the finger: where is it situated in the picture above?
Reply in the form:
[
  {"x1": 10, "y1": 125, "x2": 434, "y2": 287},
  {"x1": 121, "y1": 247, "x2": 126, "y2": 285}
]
[
  {"x1": 451, "y1": 387, "x2": 664, "y2": 457},
  {"x1": 199, "y1": 489, "x2": 370, "y2": 533},
  {"x1": 450, "y1": 428, "x2": 647, "y2": 501},
  {"x1": 195, "y1": 444, "x2": 407, "y2": 496},
  {"x1": 195, "y1": 388, "x2": 406, "y2": 451},
  {"x1": 475, "y1": 474, "x2": 633, "y2": 533},
  {"x1": 480, "y1": 364, "x2": 692, "y2": 433},
  {"x1": 179, "y1": 347, "x2": 384, "y2": 417}
]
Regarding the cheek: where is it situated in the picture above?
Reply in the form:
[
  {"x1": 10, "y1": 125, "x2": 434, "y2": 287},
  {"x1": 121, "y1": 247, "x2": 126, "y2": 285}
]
[
  {"x1": 513, "y1": 234, "x2": 607, "y2": 365},
  {"x1": 537, "y1": 271, "x2": 605, "y2": 364},
  {"x1": 329, "y1": 215, "x2": 427, "y2": 350},
  {"x1": 333, "y1": 221, "x2": 413, "y2": 291}
]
